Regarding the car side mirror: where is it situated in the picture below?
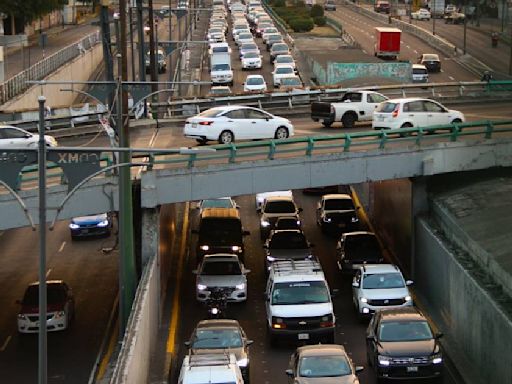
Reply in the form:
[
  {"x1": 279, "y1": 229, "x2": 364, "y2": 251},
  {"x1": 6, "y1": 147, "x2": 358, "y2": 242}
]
[
  {"x1": 406, "y1": 280, "x2": 413, "y2": 286},
  {"x1": 298, "y1": 207, "x2": 303, "y2": 212},
  {"x1": 184, "y1": 341, "x2": 191, "y2": 346},
  {"x1": 435, "y1": 332, "x2": 444, "y2": 339},
  {"x1": 262, "y1": 244, "x2": 268, "y2": 249},
  {"x1": 235, "y1": 204, "x2": 240, "y2": 209},
  {"x1": 352, "y1": 282, "x2": 359, "y2": 288},
  {"x1": 246, "y1": 339, "x2": 254, "y2": 346},
  {"x1": 366, "y1": 334, "x2": 376, "y2": 341},
  {"x1": 256, "y1": 207, "x2": 261, "y2": 213},
  {"x1": 244, "y1": 269, "x2": 251, "y2": 274},
  {"x1": 243, "y1": 230, "x2": 250, "y2": 236},
  {"x1": 191, "y1": 229, "x2": 199, "y2": 234},
  {"x1": 285, "y1": 369, "x2": 293, "y2": 376},
  {"x1": 355, "y1": 366, "x2": 364, "y2": 373},
  {"x1": 25, "y1": 134, "x2": 32, "y2": 138}
]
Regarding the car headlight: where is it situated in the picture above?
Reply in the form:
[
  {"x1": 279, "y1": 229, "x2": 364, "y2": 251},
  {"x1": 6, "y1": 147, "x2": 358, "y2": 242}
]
[
  {"x1": 237, "y1": 357, "x2": 248, "y2": 367},
  {"x1": 431, "y1": 353, "x2": 443, "y2": 364},
  {"x1": 351, "y1": 216, "x2": 359, "y2": 223},
  {"x1": 236, "y1": 283, "x2": 245, "y2": 290},
  {"x1": 323, "y1": 217, "x2": 331, "y2": 223},
  {"x1": 261, "y1": 220, "x2": 270, "y2": 227},
  {"x1": 378, "y1": 355, "x2": 392, "y2": 366},
  {"x1": 200, "y1": 245, "x2": 209, "y2": 251},
  {"x1": 266, "y1": 256, "x2": 276, "y2": 262},
  {"x1": 360, "y1": 297, "x2": 368, "y2": 303},
  {"x1": 17, "y1": 314, "x2": 26, "y2": 320},
  {"x1": 54, "y1": 311, "x2": 65, "y2": 319},
  {"x1": 404, "y1": 295, "x2": 412, "y2": 302},
  {"x1": 197, "y1": 284, "x2": 207, "y2": 291},
  {"x1": 69, "y1": 223, "x2": 80, "y2": 229},
  {"x1": 97, "y1": 220, "x2": 109, "y2": 227},
  {"x1": 232, "y1": 245, "x2": 241, "y2": 252}
]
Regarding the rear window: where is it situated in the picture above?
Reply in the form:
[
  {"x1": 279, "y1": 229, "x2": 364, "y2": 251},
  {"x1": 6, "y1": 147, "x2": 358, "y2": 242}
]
[
  {"x1": 423, "y1": 54, "x2": 439, "y2": 61},
  {"x1": 198, "y1": 218, "x2": 243, "y2": 243},
  {"x1": 344, "y1": 235, "x2": 381, "y2": 261},
  {"x1": 269, "y1": 232, "x2": 308, "y2": 249},
  {"x1": 413, "y1": 67, "x2": 428, "y2": 75},
  {"x1": 212, "y1": 46, "x2": 228, "y2": 53},
  {"x1": 264, "y1": 201, "x2": 296, "y2": 213},
  {"x1": 375, "y1": 102, "x2": 398, "y2": 113}
]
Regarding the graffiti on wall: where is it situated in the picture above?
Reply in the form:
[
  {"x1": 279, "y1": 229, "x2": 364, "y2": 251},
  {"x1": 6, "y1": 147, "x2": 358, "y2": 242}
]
[{"x1": 326, "y1": 62, "x2": 412, "y2": 84}]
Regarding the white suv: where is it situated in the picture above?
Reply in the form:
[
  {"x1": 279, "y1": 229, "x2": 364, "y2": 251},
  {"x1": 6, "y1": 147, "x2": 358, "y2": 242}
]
[
  {"x1": 352, "y1": 264, "x2": 413, "y2": 317},
  {"x1": 178, "y1": 354, "x2": 244, "y2": 384},
  {"x1": 265, "y1": 259, "x2": 336, "y2": 346},
  {"x1": 372, "y1": 98, "x2": 465, "y2": 131}
]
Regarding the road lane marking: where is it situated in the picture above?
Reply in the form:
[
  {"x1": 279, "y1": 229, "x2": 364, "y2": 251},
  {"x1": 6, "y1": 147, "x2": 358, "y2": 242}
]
[
  {"x1": 166, "y1": 202, "x2": 190, "y2": 356},
  {"x1": 46, "y1": 269, "x2": 52, "y2": 278},
  {"x1": 449, "y1": 76, "x2": 455, "y2": 81},
  {"x1": 58, "y1": 241, "x2": 66, "y2": 253},
  {"x1": 414, "y1": 50, "x2": 418, "y2": 54},
  {"x1": 0, "y1": 336, "x2": 11, "y2": 352},
  {"x1": 96, "y1": 321, "x2": 119, "y2": 379}
]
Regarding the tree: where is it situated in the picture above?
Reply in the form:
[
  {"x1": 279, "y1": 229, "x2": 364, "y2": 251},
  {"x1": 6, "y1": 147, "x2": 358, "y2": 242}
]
[{"x1": 0, "y1": 0, "x2": 68, "y2": 31}]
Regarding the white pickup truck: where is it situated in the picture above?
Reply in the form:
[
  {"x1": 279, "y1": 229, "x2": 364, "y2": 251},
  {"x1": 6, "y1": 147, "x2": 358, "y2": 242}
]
[{"x1": 311, "y1": 90, "x2": 388, "y2": 128}]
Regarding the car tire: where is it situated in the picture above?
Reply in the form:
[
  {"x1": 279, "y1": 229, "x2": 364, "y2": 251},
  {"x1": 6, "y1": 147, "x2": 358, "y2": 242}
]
[
  {"x1": 274, "y1": 126, "x2": 289, "y2": 139},
  {"x1": 219, "y1": 130, "x2": 234, "y2": 144},
  {"x1": 322, "y1": 120, "x2": 333, "y2": 128},
  {"x1": 342, "y1": 112, "x2": 356, "y2": 129},
  {"x1": 400, "y1": 122, "x2": 413, "y2": 137},
  {"x1": 196, "y1": 138, "x2": 208, "y2": 145},
  {"x1": 451, "y1": 118, "x2": 462, "y2": 125}
]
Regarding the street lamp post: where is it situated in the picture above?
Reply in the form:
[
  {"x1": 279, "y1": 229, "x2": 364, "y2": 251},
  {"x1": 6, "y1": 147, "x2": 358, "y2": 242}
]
[{"x1": 432, "y1": 0, "x2": 436, "y2": 35}]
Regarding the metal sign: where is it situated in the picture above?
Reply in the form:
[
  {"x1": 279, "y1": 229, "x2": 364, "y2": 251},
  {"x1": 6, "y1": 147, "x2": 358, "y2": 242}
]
[
  {"x1": 0, "y1": 150, "x2": 38, "y2": 190},
  {"x1": 172, "y1": 9, "x2": 188, "y2": 18},
  {"x1": 125, "y1": 83, "x2": 152, "y2": 106},
  {"x1": 48, "y1": 150, "x2": 103, "y2": 192}
]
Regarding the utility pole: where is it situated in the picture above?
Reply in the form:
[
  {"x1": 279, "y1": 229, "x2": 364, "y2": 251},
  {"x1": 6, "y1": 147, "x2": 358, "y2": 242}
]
[
  {"x1": 463, "y1": 2, "x2": 467, "y2": 54},
  {"x1": 117, "y1": 0, "x2": 137, "y2": 336},
  {"x1": 100, "y1": 0, "x2": 114, "y2": 89},
  {"x1": 147, "y1": 0, "x2": 158, "y2": 118},
  {"x1": 136, "y1": 0, "x2": 146, "y2": 83},
  {"x1": 432, "y1": 0, "x2": 436, "y2": 35},
  {"x1": 129, "y1": 6, "x2": 136, "y2": 81}
]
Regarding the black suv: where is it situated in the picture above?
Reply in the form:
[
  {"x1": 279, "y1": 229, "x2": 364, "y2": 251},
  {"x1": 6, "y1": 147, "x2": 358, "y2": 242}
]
[
  {"x1": 366, "y1": 307, "x2": 444, "y2": 381},
  {"x1": 336, "y1": 231, "x2": 384, "y2": 273},
  {"x1": 263, "y1": 229, "x2": 315, "y2": 272}
]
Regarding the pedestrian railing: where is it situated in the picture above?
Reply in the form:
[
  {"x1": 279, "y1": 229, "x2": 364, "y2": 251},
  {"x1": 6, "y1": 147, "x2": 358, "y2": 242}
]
[
  {"x1": 15, "y1": 119, "x2": 512, "y2": 190},
  {"x1": 0, "y1": 32, "x2": 100, "y2": 105}
]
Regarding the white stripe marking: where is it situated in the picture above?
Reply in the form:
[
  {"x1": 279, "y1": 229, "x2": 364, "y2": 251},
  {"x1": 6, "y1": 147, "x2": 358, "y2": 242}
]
[
  {"x1": 46, "y1": 269, "x2": 52, "y2": 278},
  {"x1": 449, "y1": 76, "x2": 455, "y2": 81},
  {"x1": 58, "y1": 241, "x2": 66, "y2": 253},
  {"x1": 0, "y1": 336, "x2": 12, "y2": 352}
]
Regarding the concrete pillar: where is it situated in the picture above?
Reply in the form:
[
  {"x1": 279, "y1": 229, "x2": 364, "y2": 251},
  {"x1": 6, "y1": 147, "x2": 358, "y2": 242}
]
[
  {"x1": 410, "y1": 176, "x2": 429, "y2": 280},
  {"x1": 141, "y1": 207, "x2": 160, "y2": 268}
]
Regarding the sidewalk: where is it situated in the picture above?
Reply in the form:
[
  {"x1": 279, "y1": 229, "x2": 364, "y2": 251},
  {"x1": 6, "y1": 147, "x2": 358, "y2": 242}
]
[
  {"x1": 2, "y1": 13, "x2": 100, "y2": 81},
  {"x1": 465, "y1": 17, "x2": 511, "y2": 44}
]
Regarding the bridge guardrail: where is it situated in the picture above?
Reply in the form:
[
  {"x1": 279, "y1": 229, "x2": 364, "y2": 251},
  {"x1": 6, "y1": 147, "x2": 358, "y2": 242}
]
[
  {"x1": 13, "y1": 119, "x2": 512, "y2": 190},
  {"x1": 0, "y1": 32, "x2": 100, "y2": 106}
]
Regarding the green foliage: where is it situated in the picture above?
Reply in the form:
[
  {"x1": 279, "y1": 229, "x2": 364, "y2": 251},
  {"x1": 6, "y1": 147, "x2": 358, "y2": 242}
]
[
  {"x1": 310, "y1": 4, "x2": 324, "y2": 17},
  {"x1": 0, "y1": 0, "x2": 67, "y2": 25},
  {"x1": 313, "y1": 15, "x2": 326, "y2": 25},
  {"x1": 294, "y1": 0, "x2": 306, "y2": 7},
  {"x1": 288, "y1": 17, "x2": 314, "y2": 31},
  {"x1": 271, "y1": 0, "x2": 286, "y2": 6}
]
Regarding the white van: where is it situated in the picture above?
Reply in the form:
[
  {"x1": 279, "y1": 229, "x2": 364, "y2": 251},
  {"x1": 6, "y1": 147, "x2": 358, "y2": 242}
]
[
  {"x1": 210, "y1": 51, "x2": 233, "y2": 85},
  {"x1": 265, "y1": 259, "x2": 336, "y2": 346},
  {"x1": 412, "y1": 64, "x2": 429, "y2": 83},
  {"x1": 178, "y1": 354, "x2": 244, "y2": 384}
]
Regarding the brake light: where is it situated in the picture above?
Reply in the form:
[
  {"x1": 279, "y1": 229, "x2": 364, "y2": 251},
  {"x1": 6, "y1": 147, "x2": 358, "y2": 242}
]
[
  {"x1": 391, "y1": 104, "x2": 400, "y2": 118},
  {"x1": 199, "y1": 121, "x2": 213, "y2": 126},
  {"x1": 320, "y1": 321, "x2": 334, "y2": 327}
]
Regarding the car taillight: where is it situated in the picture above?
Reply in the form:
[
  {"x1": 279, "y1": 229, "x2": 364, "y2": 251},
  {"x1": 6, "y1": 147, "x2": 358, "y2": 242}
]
[
  {"x1": 199, "y1": 121, "x2": 213, "y2": 126},
  {"x1": 320, "y1": 321, "x2": 334, "y2": 327},
  {"x1": 391, "y1": 104, "x2": 400, "y2": 118}
]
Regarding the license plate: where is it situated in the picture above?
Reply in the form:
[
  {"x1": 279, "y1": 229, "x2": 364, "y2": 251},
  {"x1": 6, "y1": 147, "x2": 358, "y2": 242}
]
[
  {"x1": 377, "y1": 116, "x2": 384, "y2": 121},
  {"x1": 338, "y1": 223, "x2": 345, "y2": 228},
  {"x1": 192, "y1": 123, "x2": 197, "y2": 128},
  {"x1": 298, "y1": 333, "x2": 309, "y2": 340},
  {"x1": 407, "y1": 366, "x2": 418, "y2": 372},
  {"x1": 81, "y1": 229, "x2": 89, "y2": 234}
]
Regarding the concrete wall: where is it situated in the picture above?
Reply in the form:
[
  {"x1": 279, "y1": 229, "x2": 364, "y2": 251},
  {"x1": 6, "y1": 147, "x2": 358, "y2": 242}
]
[
  {"x1": 415, "y1": 218, "x2": 512, "y2": 384},
  {"x1": 1, "y1": 42, "x2": 103, "y2": 112}
]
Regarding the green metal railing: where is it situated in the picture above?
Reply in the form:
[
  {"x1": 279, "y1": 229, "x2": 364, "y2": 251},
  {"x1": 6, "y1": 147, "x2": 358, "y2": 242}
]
[{"x1": 14, "y1": 119, "x2": 512, "y2": 190}]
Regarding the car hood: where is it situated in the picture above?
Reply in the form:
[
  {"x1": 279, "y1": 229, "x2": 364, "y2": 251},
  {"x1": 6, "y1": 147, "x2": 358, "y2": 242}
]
[
  {"x1": 72, "y1": 213, "x2": 108, "y2": 224},
  {"x1": 295, "y1": 376, "x2": 359, "y2": 384},
  {"x1": 197, "y1": 275, "x2": 245, "y2": 287},
  {"x1": 379, "y1": 340, "x2": 436, "y2": 357},
  {"x1": 270, "y1": 303, "x2": 332, "y2": 317},
  {"x1": 20, "y1": 303, "x2": 65, "y2": 314},
  {"x1": 361, "y1": 287, "x2": 409, "y2": 299},
  {"x1": 267, "y1": 248, "x2": 312, "y2": 260}
]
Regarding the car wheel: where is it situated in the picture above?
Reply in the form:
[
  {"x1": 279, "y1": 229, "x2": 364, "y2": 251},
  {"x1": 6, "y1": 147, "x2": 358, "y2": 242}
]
[
  {"x1": 400, "y1": 122, "x2": 413, "y2": 137},
  {"x1": 196, "y1": 138, "x2": 207, "y2": 145},
  {"x1": 274, "y1": 126, "x2": 289, "y2": 139},
  {"x1": 219, "y1": 130, "x2": 234, "y2": 144},
  {"x1": 322, "y1": 120, "x2": 333, "y2": 128},
  {"x1": 451, "y1": 118, "x2": 462, "y2": 125},
  {"x1": 342, "y1": 112, "x2": 356, "y2": 128}
]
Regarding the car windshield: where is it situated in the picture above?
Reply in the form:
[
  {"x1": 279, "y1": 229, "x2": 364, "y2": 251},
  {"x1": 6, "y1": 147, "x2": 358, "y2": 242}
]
[
  {"x1": 375, "y1": 102, "x2": 398, "y2": 113},
  {"x1": 264, "y1": 201, "x2": 296, "y2": 213},
  {"x1": 363, "y1": 273, "x2": 405, "y2": 289},
  {"x1": 192, "y1": 328, "x2": 243, "y2": 349},
  {"x1": 269, "y1": 232, "x2": 308, "y2": 249},
  {"x1": 198, "y1": 108, "x2": 224, "y2": 117},
  {"x1": 212, "y1": 63, "x2": 231, "y2": 71},
  {"x1": 23, "y1": 285, "x2": 66, "y2": 306},
  {"x1": 324, "y1": 199, "x2": 354, "y2": 210},
  {"x1": 201, "y1": 260, "x2": 242, "y2": 275},
  {"x1": 299, "y1": 355, "x2": 352, "y2": 377},
  {"x1": 423, "y1": 54, "x2": 439, "y2": 61},
  {"x1": 198, "y1": 219, "x2": 243, "y2": 244},
  {"x1": 209, "y1": 88, "x2": 231, "y2": 95},
  {"x1": 413, "y1": 67, "x2": 428, "y2": 75},
  {"x1": 272, "y1": 281, "x2": 330, "y2": 305},
  {"x1": 247, "y1": 77, "x2": 264, "y2": 85},
  {"x1": 201, "y1": 199, "x2": 234, "y2": 209},
  {"x1": 268, "y1": 35, "x2": 282, "y2": 41},
  {"x1": 276, "y1": 67, "x2": 293, "y2": 74},
  {"x1": 212, "y1": 47, "x2": 228, "y2": 53},
  {"x1": 276, "y1": 56, "x2": 293, "y2": 63},
  {"x1": 273, "y1": 45, "x2": 288, "y2": 52},
  {"x1": 281, "y1": 78, "x2": 301, "y2": 86},
  {"x1": 239, "y1": 33, "x2": 252, "y2": 39},
  {"x1": 243, "y1": 52, "x2": 259, "y2": 59},
  {"x1": 379, "y1": 320, "x2": 433, "y2": 342},
  {"x1": 264, "y1": 28, "x2": 278, "y2": 34},
  {"x1": 344, "y1": 235, "x2": 381, "y2": 261},
  {"x1": 242, "y1": 44, "x2": 258, "y2": 51}
]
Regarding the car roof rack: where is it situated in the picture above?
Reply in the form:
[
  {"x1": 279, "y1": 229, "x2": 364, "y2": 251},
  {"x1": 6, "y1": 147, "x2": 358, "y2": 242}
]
[
  {"x1": 187, "y1": 353, "x2": 233, "y2": 369},
  {"x1": 272, "y1": 259, "x2": 323, "y2": 275}
]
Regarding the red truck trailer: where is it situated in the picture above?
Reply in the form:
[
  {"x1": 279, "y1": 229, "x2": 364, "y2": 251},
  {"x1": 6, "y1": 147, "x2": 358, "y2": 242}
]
[{"x1": 374, "y1": 27, "x2": 401, "y2": 59}]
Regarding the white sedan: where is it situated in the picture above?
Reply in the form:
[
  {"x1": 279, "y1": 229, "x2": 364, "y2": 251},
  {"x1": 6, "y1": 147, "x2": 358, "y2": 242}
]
[
  {"x1": 241, "y1": 52, "x2": 262, "y2": 69},
  {"x1": 0, "y1": 125, "x2": 58, "y2": 149},
  {"x1": 244, "y1": 75, "x2": 267, "y2": 93},
  {"x1": 411, "y1": 8, "x2": 431, "y2": 20},
  {"x1": 272, "y1": 65, "x2": 295, "y2": 87},
  {"x1": 184, "y1": 105, "x2": 295, "y2": 145}
]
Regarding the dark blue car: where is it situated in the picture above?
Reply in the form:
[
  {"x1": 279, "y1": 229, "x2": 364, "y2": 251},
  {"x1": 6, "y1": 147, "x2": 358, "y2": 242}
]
[{"x1": 69, "y1": 213, "x2": 112, "y2": 240}]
